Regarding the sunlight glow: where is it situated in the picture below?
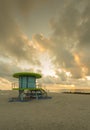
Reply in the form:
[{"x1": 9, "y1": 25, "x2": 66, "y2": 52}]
[
  {"x1": 66, "y1": 72, "x2": 72, "y2": 77},
  {"x1": 86, "y1": 76, "x2": 90, "y2": 80},
  {"x1": 17, "y1": 52, "x2": 57, "y2": 78},
  {"x1": 39, "y1": 52, "x2": 56, "y2": 77}
]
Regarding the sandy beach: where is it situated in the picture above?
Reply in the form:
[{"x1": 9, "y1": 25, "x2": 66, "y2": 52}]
[{"x1": 0, "y1": 90, "x2": 90, "y2": 130}]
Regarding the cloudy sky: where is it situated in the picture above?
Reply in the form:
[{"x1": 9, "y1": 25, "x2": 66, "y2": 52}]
[{"x1": 0, "y1": 0, "x2": 90, "y2": 89}]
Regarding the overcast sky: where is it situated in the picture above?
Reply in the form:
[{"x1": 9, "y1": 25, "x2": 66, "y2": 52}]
[{"x1": 0, "y1": 0, "x2": 90, "y2": 89}]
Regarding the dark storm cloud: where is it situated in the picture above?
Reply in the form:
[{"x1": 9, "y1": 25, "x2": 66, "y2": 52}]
[
  {"x1": 0, "y1": 0, "x2": 40, "y2": 65},
  {"x1": 0, "y1": 0, "x2": 43, "y2": 84},
  {"x1": 30, "y1": 0, "x2": 90, "y2": 81},
  {"x1": 0, "y1": 60, "x2": 22, "y2": 81},
  {"x1": 15, "y1": 0, "x2": 49, "y2": 16},
  {"x1": 33, "y1": 34, "x2": 52, "y2": 52},
  {"x1": 49, "y1": 0, "x2": 90, "y2": 79},
  {"x1": 75, "y1": 0, "x2": 90, "y2": 76}
]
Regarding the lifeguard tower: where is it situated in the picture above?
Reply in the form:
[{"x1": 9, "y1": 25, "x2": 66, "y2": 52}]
[{"x1": 12, "y1": 72, "x2": 47, "y2": 101}]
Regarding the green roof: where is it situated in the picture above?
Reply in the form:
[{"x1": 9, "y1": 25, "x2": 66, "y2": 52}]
[
  {"x1": 13, "y1": 72, "x2": 42, "y2": 78},
  {"x1": 12, "y1": 88, "x2": 43, "y2": 91}
]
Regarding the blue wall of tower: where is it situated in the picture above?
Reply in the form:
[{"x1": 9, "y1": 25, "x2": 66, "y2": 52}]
[{"x1": 19, "y1": 76, "x2": 36, "y2": 88}]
